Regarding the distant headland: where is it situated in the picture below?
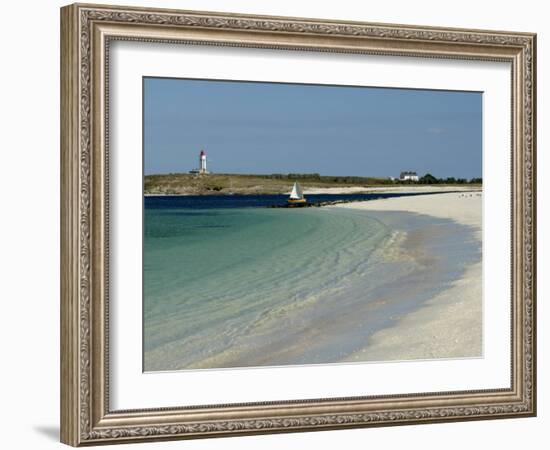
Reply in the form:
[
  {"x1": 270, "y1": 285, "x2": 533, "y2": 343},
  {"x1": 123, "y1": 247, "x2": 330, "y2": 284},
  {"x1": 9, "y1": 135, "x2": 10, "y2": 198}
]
[
  {"x1": 144, "y1": 172, "x2": 482, "y2": 196},
  {"x1": 145, "y1": 149, "x2": 481, "y2": 195}
]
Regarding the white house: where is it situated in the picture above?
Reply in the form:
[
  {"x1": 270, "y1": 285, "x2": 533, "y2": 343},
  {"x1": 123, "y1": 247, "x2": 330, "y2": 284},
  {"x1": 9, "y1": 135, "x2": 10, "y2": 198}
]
[{"x1": 399, "y1": 171, "x2": 419, "y2": 181}]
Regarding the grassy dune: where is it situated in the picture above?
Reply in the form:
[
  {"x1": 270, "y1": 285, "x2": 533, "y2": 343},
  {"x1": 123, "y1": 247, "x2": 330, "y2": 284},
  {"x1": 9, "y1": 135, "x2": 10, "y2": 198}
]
[
  {"x1": 144, "y1": 173, "x2": 394, "y2": 195},
  {"x1": 144, "y1": 173, "x2": 481, "y2": 195}
]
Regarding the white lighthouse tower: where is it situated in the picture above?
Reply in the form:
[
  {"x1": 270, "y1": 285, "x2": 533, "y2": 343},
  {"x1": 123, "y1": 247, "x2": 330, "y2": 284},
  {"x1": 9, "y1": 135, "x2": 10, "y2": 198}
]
[{"x1": 199, "y1": 149, "x2": 209, "y2": 174}]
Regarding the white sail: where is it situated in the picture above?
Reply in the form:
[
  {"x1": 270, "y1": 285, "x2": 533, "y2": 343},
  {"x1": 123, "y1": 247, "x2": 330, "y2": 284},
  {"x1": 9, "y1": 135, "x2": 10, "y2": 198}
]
[{"x1": 289, "y1": 181, "x2": 304, "y2": 200}]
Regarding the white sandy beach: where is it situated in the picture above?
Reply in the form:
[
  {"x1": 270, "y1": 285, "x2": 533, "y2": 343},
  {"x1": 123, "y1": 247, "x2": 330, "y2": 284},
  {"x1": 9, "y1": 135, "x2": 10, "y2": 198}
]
[
  {"x1": 335, "y1": 190, "x2": 483, "y2": 361},
  {"x1": 303, "y1": 185, "x2": 480, "y2": 195}
]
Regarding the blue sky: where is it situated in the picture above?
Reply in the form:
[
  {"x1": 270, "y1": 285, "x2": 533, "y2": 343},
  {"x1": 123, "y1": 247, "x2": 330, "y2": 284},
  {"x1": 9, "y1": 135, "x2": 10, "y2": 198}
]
[{"x1": 144, "y1": 77, "x2": 482, "y2": 179}]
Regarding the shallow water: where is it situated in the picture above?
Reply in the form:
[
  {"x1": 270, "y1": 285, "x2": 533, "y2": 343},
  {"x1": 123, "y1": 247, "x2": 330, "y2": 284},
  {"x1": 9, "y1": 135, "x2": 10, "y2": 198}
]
[{"x1": 143, "y1": 197, "x2": 480, "y2": 371}]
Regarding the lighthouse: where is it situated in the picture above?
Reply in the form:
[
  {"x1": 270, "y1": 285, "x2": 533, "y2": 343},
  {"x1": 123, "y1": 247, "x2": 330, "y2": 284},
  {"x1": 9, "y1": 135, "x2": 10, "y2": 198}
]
[
  {"x1": 188, "y1": 149, "x2": 211, "y2": 175},
  {"x1": 199, "y1": 149, "x2": 209, "y2": 174}
]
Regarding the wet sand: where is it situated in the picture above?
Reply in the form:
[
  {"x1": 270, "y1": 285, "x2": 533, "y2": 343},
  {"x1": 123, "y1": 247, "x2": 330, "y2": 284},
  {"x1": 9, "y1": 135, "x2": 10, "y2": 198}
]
[{"x1": 335, "y1": 191, "x2": 482, "y2": 361}]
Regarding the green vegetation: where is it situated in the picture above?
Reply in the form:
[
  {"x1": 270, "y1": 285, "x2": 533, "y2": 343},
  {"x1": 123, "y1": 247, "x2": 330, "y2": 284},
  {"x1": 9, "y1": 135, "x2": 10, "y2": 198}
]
[
  {"x1": 145, "y1": 173, "x2": 391, "y2": 195},
  {"x1": 418, "y1": 173, "x2": 482, "y2": 185},
  {"x1": 144, "y1": 172, "x2": 482, "y2": 195}
]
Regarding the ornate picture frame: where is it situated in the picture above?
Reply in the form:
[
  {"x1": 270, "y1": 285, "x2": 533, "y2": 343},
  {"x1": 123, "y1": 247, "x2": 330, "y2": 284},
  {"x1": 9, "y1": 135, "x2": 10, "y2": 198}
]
[{"x1": 60, "y1": 3, "x2": 536, "y2": 446}]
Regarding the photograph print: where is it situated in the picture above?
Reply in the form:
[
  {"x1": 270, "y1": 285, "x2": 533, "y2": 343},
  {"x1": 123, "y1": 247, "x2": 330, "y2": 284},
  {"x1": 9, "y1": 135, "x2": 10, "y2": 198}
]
[{"x1": 142, "y1": 77, "x2": 482, "y2": 372}]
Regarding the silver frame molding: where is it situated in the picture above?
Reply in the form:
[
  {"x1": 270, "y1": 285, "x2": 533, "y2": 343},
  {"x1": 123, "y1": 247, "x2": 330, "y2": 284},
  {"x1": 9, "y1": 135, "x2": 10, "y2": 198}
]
[{"x1": 60, "y1": 3, "x2": 536, "y2": 446}]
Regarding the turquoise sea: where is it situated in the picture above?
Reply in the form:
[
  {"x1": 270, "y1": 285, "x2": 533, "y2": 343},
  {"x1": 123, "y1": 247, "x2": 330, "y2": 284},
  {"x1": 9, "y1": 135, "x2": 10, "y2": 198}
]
[{"x1": 143, "y1": 195, "x2": 480, "y2": 371}]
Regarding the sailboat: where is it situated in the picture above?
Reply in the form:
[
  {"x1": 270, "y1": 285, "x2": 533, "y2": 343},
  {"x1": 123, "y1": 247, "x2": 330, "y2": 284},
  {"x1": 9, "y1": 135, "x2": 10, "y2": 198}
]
[{"x1": 287, "y1": 181, "x2": 307, "y2": 205}]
